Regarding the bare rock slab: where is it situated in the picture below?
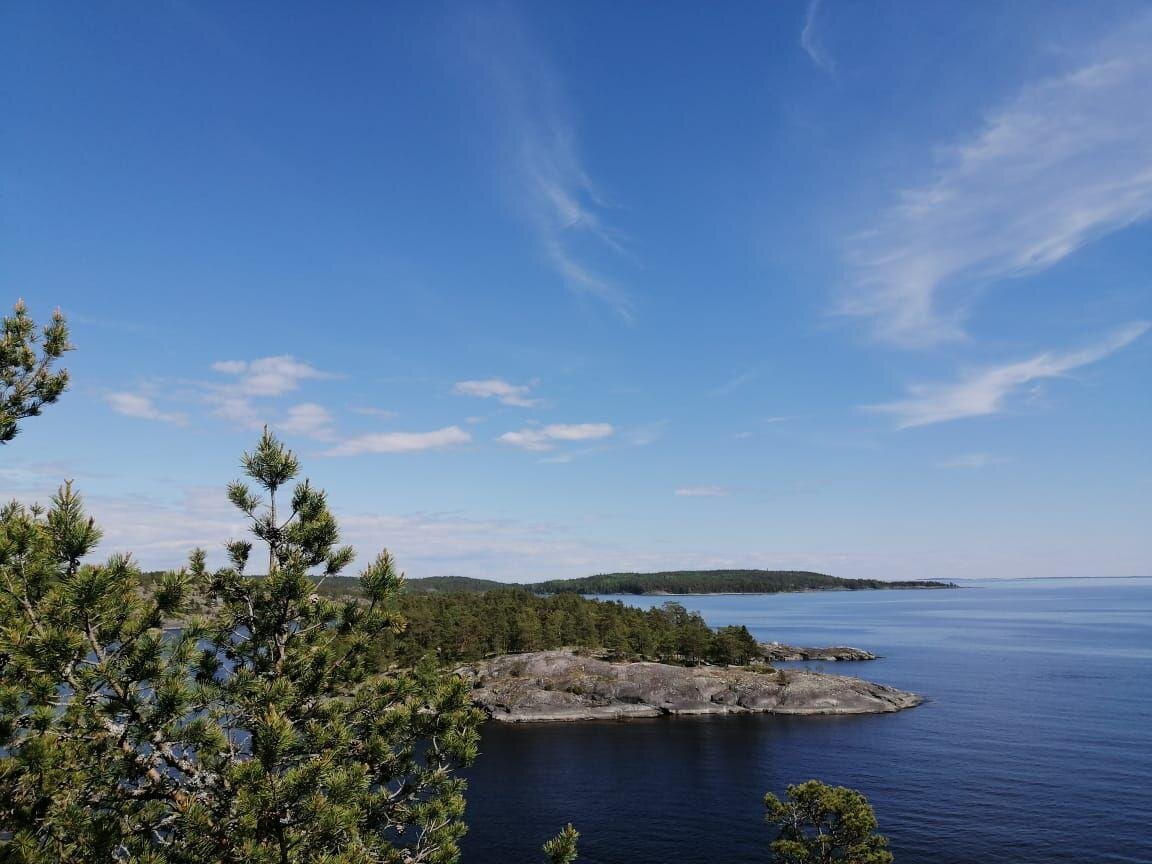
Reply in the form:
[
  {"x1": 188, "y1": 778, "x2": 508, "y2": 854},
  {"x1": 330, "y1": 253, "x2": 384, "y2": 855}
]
[
  {"x1": 458, "y1": 650, "x2": 921, "y2": 723},
  {"x1": 758, "y1": 642, "x2": 879, "y2": 662}
]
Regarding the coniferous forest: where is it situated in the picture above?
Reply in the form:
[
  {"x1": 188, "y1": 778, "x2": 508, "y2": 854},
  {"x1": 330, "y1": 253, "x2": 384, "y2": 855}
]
[{"x1": 372, "y1": 590, "x2": 763, "y2": 666}]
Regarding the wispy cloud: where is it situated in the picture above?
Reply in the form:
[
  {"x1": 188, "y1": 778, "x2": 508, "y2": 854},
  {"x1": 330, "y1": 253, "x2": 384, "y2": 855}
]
[
  {"x1": 106, "y1": 392, "x2": 187, "y2": 425},
  {"x1": 453, "y1": 378, "x2": 538, "y2": 407},
  {"x1": 326, "y1": 426, "x2": 471, "y2": 457},
  {"x1": 843, "y1": 14, "x2": 1152, "y2": 347},
  {"x1": 800, "y1": 0, "x2": 834, "y2": 73},
  {"x1": 498, "y1": 423, "x2": 614, "y2": 452},
  {"x1": 348, "y1": 405, "x2": 396, "y2": 420},
  {"x1": 465, "y1": 6, "x2": 632, "y2": 317},
  {"x1": 674, "y1": 485, "x2": 729, "y2": 498},
  {"x1": 868, "y1": 321, "x2": 1149, "y2": 428},
  {"x1": 624, "y1": 420, "x2": 669, "y2": 447},
  {"x1": 937, "y1": 453, "x2": 1007, "y2": 469},
  {"x1": 713, "y1": 368, "x2": 759, "y2": 396},
  {"x1": 278, "y1": 403, "x2": 337, "y2": 441}
]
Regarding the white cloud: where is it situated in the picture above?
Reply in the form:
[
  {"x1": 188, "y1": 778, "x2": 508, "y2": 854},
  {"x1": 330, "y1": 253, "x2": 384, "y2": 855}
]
[
  {"x1": 800, "y1": 0, "x2": 834, "y2": 73},
  {"x1": 326, "y1": 426, "x2": 471, "y2": 456},
  {"x1": 211, "y1": 395, "x2": 262, "y2": 429},
  {"x1": 106, "y1": 392, "x2": 187, "y2": 425},
  {"x1": 348, "y1": 405, "x2": 397, "y2": 420},
  {"x1": 498, "y1": 423, "x2": 614, "y2": 452},
  {"x1": 465, "y1": 7, "x2": 632, "y2": 317},
  {"x1": 936, "y1": 453, "x2": 1007, "y2": 469},
  {"x1": 868, "y1": 321, "x2": 1149, "y2": 428},
  {"x1": 278, "y1": 403, "x2": 337, "y2": 441},
  {"x1": 204, "y1": 355, "x2": 336, "y2": 430},
  {"x1": 211, "y1": 355, "x2": 333, "y2": 397},
  {"x1": 674, "y1": 485, "x2": 729, "y2": 498},
  {"x1": 843, "y1": 14, "x2": 1152, "y2": 347},
  {"x1": 453, "y1": 378, "x2": 538, "y2": 407}
]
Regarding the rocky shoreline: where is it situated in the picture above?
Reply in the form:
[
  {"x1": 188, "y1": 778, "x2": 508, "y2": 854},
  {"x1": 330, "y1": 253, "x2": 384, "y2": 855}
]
[
  {"x1": 758, "y1": 642, "x2": 878, "y2": 662},
  {"x1": 458, "y1": 650, "x2": 921, "y2": 723}
]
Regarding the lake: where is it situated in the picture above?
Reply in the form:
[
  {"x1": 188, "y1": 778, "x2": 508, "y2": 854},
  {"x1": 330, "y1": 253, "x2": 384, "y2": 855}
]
[{"x1": 459, "y1": 578, "x2": 1152, "y2": 863}]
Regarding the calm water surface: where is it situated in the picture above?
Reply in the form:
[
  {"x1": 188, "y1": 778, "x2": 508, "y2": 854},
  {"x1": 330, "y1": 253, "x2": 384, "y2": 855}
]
[{"x1": 459, "y1": 578, "x2": 1152, "y2": 863}]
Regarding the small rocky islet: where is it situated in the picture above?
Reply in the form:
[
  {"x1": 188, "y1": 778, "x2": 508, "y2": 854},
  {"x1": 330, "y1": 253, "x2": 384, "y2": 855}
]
[
  {"x1": 757, "y1": 642, "x2": 879, "y2": 662},
  {"x1": 458, "y1": 647, "x2": 922, "y2": 723}
]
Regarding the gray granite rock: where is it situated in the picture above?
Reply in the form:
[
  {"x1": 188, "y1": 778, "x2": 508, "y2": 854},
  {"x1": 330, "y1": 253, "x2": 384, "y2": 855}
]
[
  {"x1": 458, "y1": 650, "x2": 921, "y2": 723},
  {"x1": 757, "y1": 642, "x2": 879, "y2": 662}
]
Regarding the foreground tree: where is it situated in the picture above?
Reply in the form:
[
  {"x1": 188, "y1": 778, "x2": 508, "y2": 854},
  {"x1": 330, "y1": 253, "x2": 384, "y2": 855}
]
[
  {"x1": 0, "y1": 430, "x2": 485, "y2": 862},
  {"x1": 542, "y1": 824, "x2": 579, "y2": 864},
  {"x1": 764, "y1": 780, "x2": 893, "y2": 864},
  {"x1": 1, "y1": 300, "x2": 71, "y2": 444}
]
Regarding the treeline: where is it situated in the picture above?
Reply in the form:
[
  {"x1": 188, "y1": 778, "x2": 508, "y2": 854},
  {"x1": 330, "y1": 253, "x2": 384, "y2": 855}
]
[
  {"x1": 144, "y1": 569, "x2": 954, "y2": 599},
  {"x1": 373, "y1": 589, "x2": 762, "y2": 667},
  {"x1": 402, "y1": 575, "x2": 507, "y2": 594},
  {"x1": 531, "y1": 569, "x2": 956, "y2": 595}
]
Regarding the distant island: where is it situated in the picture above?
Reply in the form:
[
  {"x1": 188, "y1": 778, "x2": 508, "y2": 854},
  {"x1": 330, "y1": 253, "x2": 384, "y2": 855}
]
[{"x1": 400, "y1": 569, "x2": 956, "y2": 596}]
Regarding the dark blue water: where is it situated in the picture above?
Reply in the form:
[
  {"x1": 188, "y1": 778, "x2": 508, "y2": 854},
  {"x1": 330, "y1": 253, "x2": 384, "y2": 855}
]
[{"x1": 459, "y1": 578, "x2": 1152, "y2": 863}]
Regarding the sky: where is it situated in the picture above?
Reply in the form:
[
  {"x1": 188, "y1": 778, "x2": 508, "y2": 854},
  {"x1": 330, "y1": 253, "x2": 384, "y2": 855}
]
[{"x1": 2, "y1": 1, "x2": 1149, "y2": 582}]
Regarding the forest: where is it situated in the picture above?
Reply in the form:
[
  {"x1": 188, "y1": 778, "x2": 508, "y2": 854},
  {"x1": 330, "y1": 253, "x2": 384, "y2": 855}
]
[
  {"x1": 371, "y1": 589, "x2": 763, "y2": 667},
  {"x1": 529, "y1": 569, "x2": 956, "y2": 595},
  {"x1": 145, "y1": 569, "x2": 954, "y2": 598}
]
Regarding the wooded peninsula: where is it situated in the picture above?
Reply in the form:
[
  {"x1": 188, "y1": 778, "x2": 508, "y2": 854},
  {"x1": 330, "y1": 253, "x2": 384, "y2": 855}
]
[{"x1": 401, "y1": 569, "x2": 956, "y2": 595}]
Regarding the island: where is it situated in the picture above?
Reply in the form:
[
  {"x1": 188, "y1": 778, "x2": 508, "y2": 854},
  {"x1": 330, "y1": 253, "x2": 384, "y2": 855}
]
[
  {"x1": 459, "y1": 650, "x2": 922, "y2": 722},
  {"x1": 398, "y1": 569, "x2": 956, "y2": 596},
  {"x1": 759, "y1": 642, "x2": 879, "y2": 661},
  {"x1": 528, "y1": 569, "x2": 956, "y2": 595}
]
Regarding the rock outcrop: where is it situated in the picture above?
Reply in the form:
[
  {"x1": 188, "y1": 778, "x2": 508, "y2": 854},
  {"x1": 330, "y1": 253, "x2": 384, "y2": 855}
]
[
  {"x1": 458, "y1": 650, "x2": 921, "y2": 723},
  {"x1": 757, "y1": 642, "x2": 878, "y2": 662}
]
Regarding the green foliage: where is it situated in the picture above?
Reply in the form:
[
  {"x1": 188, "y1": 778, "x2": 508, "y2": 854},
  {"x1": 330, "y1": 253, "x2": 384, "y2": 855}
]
[
  {"x1": 533, "y1": 570, "x2": 955, "y2": 595},
  {"x1": 1, "y1": 300, "x2": 71, "y2": 444},
  {"x1": 764, "y1": 780, "x2": 893, "y2": 864},
  {"x1": 0, "y1": 430, "x2": 485, "y2": 863},
  {"x1": 404, "y1": 576, "x2": 509, "y2": 594},
  {"x1": 542, "y1": 824, "x2": 579, "y2": 864},
  {"x1": 372, "y1": 592, "x2": 762, "y2": 667}
]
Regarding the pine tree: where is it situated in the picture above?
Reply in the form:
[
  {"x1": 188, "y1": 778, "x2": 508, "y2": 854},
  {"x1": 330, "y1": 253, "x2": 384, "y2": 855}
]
[
  {"x1": 1, "y1": 300, "x2": 71, "y2": 443},
  {"x1": 541, "y1": 824, "x2": 579, "y2": 864},
  {"x1": 764, "y1": 780, "x2": 893, "y2": 864},
  {"x1": 1, "y1": 429, "x2": 486, "y2": 862}
]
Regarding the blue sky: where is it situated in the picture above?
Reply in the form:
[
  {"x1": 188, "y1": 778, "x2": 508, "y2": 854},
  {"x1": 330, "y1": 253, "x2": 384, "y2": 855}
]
[{"x1": 2, "y1": 1, "x2": 1149, "y2": 581}]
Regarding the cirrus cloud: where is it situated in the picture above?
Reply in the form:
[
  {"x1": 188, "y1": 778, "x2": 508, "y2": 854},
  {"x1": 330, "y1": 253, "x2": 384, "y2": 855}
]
[
  {"x1": 843, "y1": 13, "x2": 1152, "y2": 347},
  {"x1": 868, "y1": 321, "x2": 1149, "y2": 428},
  {"x1": 464, "y1": 5, "x2": 633, "y2": 318}
]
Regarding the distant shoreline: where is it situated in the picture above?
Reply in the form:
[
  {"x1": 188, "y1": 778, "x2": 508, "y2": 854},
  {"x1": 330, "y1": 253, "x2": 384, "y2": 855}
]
[
  {"x1": 402, "y1": 570, "x2": 958, "y2": 596},
  {"x1": 594, "y1": 585, "x2": 960, "y2": 597}
]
